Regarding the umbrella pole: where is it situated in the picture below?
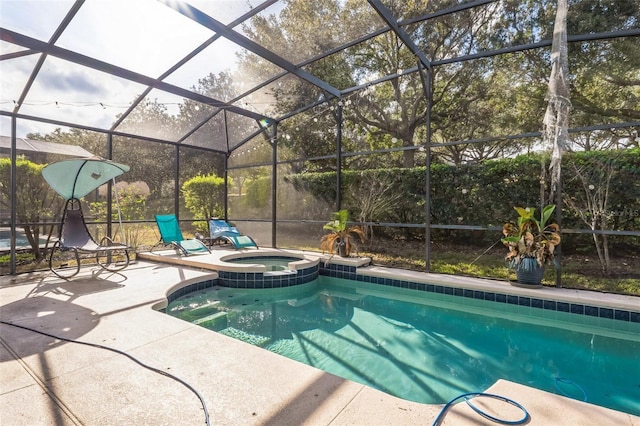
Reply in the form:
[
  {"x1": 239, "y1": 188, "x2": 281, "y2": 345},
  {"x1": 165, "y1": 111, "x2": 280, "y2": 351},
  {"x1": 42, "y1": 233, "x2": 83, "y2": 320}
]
[{"x1": 112, "y1": 178, "x2": 124, "y2": 241}]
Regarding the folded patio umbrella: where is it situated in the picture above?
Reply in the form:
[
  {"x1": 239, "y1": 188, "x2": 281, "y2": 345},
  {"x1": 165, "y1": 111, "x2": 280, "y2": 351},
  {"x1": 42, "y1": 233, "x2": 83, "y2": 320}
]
[{"x1": 42, "y1": 157, "x2": 130, "y2": 200}]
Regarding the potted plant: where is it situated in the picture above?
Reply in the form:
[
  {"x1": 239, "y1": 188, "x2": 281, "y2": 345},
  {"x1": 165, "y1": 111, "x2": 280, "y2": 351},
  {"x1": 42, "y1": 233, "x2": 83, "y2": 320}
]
[
  {"x1": 501, "y1": 204, "x2": 561, "y2": 287},
  {"x1": 320, "y1": 209, "x2": 365, "y2": 257}
]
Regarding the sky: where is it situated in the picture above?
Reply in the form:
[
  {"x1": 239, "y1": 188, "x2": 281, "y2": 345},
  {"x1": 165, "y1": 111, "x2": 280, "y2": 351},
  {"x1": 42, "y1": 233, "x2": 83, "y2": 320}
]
[{"x1": 0, "y1": 0, "x2": 272, "y2": 138}]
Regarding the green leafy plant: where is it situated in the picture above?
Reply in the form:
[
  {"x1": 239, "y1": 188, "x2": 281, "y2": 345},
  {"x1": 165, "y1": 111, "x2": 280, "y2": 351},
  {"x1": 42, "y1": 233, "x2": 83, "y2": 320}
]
[
  {"x1": 320, "y1": 209, "x2": 365, "y2": 257},
  {"x1": 501, "y1": 204, "x2": 561, "y2": 268},
  {"x1": 0, "y1": 157, "x2": 63, "y2": 261},
  {"x1": 182, "y1": 174, "x2": 226, "y2": 232}
]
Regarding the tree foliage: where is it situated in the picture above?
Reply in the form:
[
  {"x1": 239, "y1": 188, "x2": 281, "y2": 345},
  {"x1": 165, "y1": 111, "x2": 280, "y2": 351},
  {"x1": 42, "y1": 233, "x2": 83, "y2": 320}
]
[
  {"x1": 182, "y1": 174, "x2": 226, "y2": 220},
  {"x1": 0, "y1": 158, "x2": 63, "y2": 260}
]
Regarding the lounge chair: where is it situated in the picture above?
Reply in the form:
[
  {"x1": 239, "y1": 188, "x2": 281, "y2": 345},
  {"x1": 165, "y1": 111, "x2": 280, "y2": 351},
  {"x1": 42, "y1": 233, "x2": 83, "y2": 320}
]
[
  {"x1": 49, "y1": 198, "x2": 130, "y2": 278},
  {"x1": 208, "y1": 219, "x2": 258, "y2": 249},
  {"x1": 153, "y1": 214, "x2": 211, "y2": 256}
]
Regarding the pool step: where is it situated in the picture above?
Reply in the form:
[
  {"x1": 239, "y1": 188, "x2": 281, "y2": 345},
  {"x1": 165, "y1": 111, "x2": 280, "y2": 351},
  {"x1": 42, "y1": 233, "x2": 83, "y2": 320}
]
[
  {"x1": 194, "y1": 311, "x2": 228, "y2": 329},
  {"x1": 219, "y1": 327, "x2": 271, "y2": 347}
]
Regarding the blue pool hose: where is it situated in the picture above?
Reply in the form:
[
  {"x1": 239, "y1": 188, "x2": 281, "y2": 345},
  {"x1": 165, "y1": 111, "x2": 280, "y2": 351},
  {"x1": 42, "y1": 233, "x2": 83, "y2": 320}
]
[
  {"x1": 554, "y1": 376, "x2": 588, "y2": 402},
  {"x1": 0, "y1": 320, "x2": 210, "y2": 426},
  {"x1": 432, "y1": 392, "x2": 530, "y2": 426}
]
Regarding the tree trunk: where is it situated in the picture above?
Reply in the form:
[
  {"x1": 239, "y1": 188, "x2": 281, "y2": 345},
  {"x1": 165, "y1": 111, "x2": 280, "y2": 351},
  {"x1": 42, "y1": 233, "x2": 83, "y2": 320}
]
[
  {"x1": 601, "y1": 213, "x2": 611, "y2": 274},
  {"x1": 591, "y1": 219, "x2": 606, "y2": 274},
  {"x1": 24, "y1": 225, "x2": 42, "y2": 261},
  {"x1": 402, "y1": 137, "x2": 415, "y2": 168}
]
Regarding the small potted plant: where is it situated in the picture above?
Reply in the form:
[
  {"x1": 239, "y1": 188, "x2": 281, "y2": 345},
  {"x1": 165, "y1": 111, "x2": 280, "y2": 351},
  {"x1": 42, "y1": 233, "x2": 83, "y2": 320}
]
[
  {"x1": 320, "y1": 209, "x2": 365, "y2": 257},
  {"x1": 501, "y1": 204, "x2": 561, "y2": 287}
]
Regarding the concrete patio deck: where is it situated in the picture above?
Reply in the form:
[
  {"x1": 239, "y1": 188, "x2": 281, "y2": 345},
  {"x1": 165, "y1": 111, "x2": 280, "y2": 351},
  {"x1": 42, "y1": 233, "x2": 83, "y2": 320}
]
[{"x1": 1, "y1": 251, "x2": 639, "y2": 425}]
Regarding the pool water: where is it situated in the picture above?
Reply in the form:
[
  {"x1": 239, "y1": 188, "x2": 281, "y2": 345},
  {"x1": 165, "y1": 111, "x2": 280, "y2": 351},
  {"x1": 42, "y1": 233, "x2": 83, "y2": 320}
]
[
  {"x1": 226, "y1": 256, "x2": 298, "y2": 271},
  {"x1": 166, "y1": 277, "x2": 640, "y2": 416},
  {"x1": 0, "y1": 230, "x2": 48, "y2": 249}
]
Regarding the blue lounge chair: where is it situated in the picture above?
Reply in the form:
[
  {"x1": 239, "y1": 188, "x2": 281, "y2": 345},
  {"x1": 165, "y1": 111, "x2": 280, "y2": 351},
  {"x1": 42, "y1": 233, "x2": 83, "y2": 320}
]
[
  {"x1": 208, "y1": 219, "x2": 258, "y2": 249},
  {"x1": 153, "y1": 214, "x2": 211, "y2": 256}
]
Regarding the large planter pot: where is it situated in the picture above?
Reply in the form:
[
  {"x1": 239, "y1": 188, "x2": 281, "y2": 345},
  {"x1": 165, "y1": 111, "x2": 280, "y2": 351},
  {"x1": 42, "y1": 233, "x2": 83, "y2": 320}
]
[{"x1": 511, "y1": 257, "x2": 544, "y2": 288}]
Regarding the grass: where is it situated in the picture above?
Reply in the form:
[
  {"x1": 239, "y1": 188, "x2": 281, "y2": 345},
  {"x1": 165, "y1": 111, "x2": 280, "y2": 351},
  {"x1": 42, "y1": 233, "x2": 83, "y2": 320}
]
[
  {"x1": 2, "y1": 225, "x2": 639, "y2": 297},
  {"x1": 357, "y1": 242, "x2": 640, "y2": 296}
]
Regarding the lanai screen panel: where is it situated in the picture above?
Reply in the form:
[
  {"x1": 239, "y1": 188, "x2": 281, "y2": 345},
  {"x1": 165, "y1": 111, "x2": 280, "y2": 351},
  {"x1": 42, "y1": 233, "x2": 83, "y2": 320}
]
[
  {"x1": 181, "y1": 111, "x2": 228, "y2": 151},
  {"x1": 8, "y1": 54, "x2": 153, "y2": 133},
  {"x1": 226, "y1": 136, "x2": 274, "y2": 245},
  {"x1": 404, "y1": 0, "x2": 543, "y2": 60},
  {"x1": 232, "y1": 73, "x2": 325, "y2": 119},
  {"x1": 228, "y1": 135, "x2": 272, "y2": 169},
  {"x1": 224, "y1": 112, "x2": 263, "y2": 152},
  {"x1": 1, "y1": 54, "x2": 40, "y2": 107},
  {"x1": 312, "y1": 30, "x2": 417, "y2": 91},
  {"x1": 112, "y1": 135, "x2": 175, "y2": 211},
  {"x1": 115, "y1": 89, "x2": 215, "y2": 142},
  {"x1": 178, "y1": 145, "x2": 225, "y2": 220},
  {"x1": 0, "y1": 0, "x2": 74, "y2": 41},
  {"x1": 185, "y1": 0, "x2": 269, "y2": 25},
  {"x1": 54, "y1": 0, "x2": 213, "y2": 78},
  {"x1": 570, "y1": 37, "x2": 640, "y2": 128},
  {"x1": 277, "y1": 109, "x2": 338, "y2": 167},
  {"x1": 237, "y1": 0, "x2": 387, "y2": 65},
  {"x1": 162, "y1": 39, "x2": 287, "y2": 104},
  {"x1": 277, "y1": 161, "x2": 335, "y2": 222}
]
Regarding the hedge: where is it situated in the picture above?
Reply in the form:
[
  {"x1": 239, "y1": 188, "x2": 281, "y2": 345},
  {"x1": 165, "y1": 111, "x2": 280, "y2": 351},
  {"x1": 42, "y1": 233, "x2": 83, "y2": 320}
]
[{"x1": 240, "y1": 149, "x2": 640, "y2": 250}]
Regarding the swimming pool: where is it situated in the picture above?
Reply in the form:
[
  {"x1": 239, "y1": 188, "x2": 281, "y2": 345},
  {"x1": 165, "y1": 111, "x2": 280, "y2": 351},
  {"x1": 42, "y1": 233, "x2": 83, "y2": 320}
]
[
  {"x1": 166, "y1": 276, "x2": 640, "y2": 416},
  {"x1": 0, "y1": 229, "x2": 48, "y2": 249}
]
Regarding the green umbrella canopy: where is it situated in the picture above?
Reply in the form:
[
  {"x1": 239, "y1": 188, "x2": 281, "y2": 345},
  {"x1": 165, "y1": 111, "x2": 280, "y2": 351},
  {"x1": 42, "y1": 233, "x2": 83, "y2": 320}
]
[{"x1": 42, "y1": 157, "x2": 130, "y2": 200}]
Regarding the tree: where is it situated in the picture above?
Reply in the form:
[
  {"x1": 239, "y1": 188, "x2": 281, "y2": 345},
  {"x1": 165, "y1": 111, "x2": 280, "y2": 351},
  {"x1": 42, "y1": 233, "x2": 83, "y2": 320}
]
[
  {"x1": 568, "y1": 0, "x2": 640, "y2": 125},
  {"x1": 564, "y1": 157, "x2": 616, "y2": 274},
  {"x1": 182, "y1": 174, "x2": 226, "y2": 221},
  {"x1": 112, "y1": 100, "x2": 178, "y2": 200},
  {"x1": 0, "y1": 157, "x2": 63, "y2": 260},
  {"x1": 343, "y1": 170, "x2": 402, "y2": 242}
]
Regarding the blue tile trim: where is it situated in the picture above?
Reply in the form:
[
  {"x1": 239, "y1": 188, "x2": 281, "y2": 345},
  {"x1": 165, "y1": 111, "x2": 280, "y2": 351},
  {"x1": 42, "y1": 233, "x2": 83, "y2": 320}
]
[
  {"x1": 167, "y1": 279, "x2": 218, "y2": 304},
  {"x1": 315, "y1": 263, "x2": 639, "y2": 323},
  {"x1": 599, "y1": 308, "x2": 613, "y2": 319},
  {"x1": 217, "y1": 264, "x2": 319, "y2": 289},
  {"x1": 519, "y1": 297, "x2": 531, "y2": 307},
  {"x1": 168, "y1": 262, "x2": 639, "y2": 324},
  {"x1": 585, "y1": 305, "x2": 598, "y2": 317}
]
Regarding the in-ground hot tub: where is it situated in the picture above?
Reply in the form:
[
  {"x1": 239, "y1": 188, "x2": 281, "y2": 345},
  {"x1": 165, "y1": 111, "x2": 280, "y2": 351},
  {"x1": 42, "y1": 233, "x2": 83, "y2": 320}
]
[
  {"x1": 217, "y1": 252, "x2": 320, "y2": 288},
  {"x1": 226, "y1": 255, "x2": 300, "y2": 272}
]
